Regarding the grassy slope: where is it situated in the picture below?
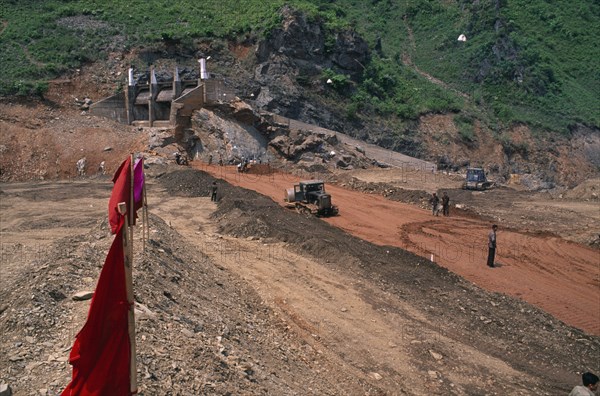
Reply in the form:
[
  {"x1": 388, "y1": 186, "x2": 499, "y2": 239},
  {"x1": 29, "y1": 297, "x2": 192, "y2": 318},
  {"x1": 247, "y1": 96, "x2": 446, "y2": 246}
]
[
  {"x1": 0, "y1": 0, "x2": 286, "y2": 94},
  {"x1": 0, "y1": 0, "x2": 598, "y2": 133},
  {"x1": 323, "y1": 0, "x2": 600, "y2": 132}
]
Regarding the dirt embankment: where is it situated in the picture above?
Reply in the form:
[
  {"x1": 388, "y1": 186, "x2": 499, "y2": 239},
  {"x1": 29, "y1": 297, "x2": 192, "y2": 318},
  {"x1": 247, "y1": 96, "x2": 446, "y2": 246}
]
[
  {"x1": 196, "y1": 163, "x2": 600, "y2": 337},
  {"x1": 0, "y1": 180, "x2": 373, "y2": 395},
  {"x1": 157, "y1": 169, "x2": 600, "y2": 394},
  {"x1": 1, "y1": 170, "x2": 598, "y2": 395}
]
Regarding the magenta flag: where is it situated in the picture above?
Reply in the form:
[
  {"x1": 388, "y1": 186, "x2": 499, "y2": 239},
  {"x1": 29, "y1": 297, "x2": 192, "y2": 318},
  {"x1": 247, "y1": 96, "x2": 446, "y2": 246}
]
[{"x1": 133, "y1": 157, "x2": 144, "y2": 210}]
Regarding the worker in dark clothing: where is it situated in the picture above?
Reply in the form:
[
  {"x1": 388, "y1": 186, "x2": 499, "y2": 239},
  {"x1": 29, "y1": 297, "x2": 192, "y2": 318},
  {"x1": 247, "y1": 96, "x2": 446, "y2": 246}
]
[
  {"x1": 210, "y1": 181, "x2": 218, "y2": 202},
  {"x1": 487, "y1": 224, "x2": 498, "y2": 267},
  {"x1": 431, "y1": 193, "x2": 440, "y2": 216},
  {"x1": 442, "y1": 192, "x2": 450, "y2": 216}
]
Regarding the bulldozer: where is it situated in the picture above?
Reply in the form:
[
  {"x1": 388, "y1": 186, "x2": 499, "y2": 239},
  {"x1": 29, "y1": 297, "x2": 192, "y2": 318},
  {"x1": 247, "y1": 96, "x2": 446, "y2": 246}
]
[
  {"x1": 284, "y1": 180, "x2": 339, "y2": 216},
  {"x1": 463, "y1": 167, "x2": 493, "y2": 190}
]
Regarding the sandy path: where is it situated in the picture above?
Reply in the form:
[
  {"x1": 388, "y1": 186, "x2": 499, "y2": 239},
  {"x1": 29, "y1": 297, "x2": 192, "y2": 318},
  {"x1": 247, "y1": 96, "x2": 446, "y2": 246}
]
[{"x1": 199, "y1": 164, "x2": 600, "y2": 335}]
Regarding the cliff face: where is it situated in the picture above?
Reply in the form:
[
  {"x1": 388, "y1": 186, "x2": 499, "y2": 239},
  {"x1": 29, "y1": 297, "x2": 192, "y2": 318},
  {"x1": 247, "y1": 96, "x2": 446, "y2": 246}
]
[{"x1": 251, "y1": 6, "x2": 369, "y2": 126}]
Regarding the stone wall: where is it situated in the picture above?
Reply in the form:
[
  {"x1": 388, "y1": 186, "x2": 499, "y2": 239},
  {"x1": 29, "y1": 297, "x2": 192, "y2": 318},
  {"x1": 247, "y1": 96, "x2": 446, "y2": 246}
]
[{"x1": 89, "y1": 93, "x2": 127, "y2": 124}]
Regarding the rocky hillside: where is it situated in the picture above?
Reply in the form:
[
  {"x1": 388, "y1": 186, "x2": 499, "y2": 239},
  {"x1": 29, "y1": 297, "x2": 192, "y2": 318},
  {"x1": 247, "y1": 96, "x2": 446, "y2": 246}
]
[
  {"x1": 208, "y1": 7, "x2": 600, "y2": 189},
  {"x1": 1, "y1": 4, "x2": 599, "y2": 188}
]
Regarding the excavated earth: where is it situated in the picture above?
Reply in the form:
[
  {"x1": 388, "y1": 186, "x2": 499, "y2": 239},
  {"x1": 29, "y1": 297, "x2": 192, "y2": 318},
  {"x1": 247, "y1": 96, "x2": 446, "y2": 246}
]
[
  {"x1": 1, "y1": 167, "x2": 598, "y2": 395},
  {"x1": 0, "y1": 82, "x2": 598, "y2": 394}
]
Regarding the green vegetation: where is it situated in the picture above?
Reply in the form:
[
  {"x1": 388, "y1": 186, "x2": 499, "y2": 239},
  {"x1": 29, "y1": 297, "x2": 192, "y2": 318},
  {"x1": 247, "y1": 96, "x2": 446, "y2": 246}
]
[
  {"x1": 1, "y1": 0, "x2": 598, "y2": 133},
  {"x1": 322, "y1": 68, "x2": 352, "y2": 91},
  {"x1": 455, "y1": 114, "x2": 476, "y2": 144},
  {"x1": 0, "y1": 0, "x2": 287, "y2": 96},
  {"x1": 316, "y1": 0, "x2": 600, "y2": 132}
]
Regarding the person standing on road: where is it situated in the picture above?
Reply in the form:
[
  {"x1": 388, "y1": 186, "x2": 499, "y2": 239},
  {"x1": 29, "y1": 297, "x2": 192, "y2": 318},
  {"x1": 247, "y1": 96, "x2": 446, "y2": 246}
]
[
  {"x1": 442, "y1": 192, "x2": 450, "y2": 216},
  {"x1": 431, "y1": 193, "x2": 440, "y2": 216},
  {"x1": 487, "y1": 224, "x2": 498, "y2": 268},
  {"x1": 569, "y1": 372, "x2": 599, "y2": 396},
  {"x1": 210, "y1": 181, "x2": 218, "y2": 202}
]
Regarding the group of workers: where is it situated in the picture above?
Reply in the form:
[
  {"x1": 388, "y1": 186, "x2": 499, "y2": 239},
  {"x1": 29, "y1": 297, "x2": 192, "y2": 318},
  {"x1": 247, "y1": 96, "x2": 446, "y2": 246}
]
[{"x1": 430, "y1": 192, "x2": 450, "y2": 217}]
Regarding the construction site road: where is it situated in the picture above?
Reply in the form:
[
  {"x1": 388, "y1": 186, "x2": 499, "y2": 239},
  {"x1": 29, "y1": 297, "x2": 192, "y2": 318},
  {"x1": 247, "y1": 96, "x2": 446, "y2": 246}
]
[{"x1": 198, "y1": 164, "x2": 600, "y2": 336}]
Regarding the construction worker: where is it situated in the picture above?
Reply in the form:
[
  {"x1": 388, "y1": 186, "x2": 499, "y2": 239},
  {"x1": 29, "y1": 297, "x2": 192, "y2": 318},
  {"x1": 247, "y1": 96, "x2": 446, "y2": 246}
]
[
  {"x1": 442, "y1": 192, "x2": 450, "y2": 216},
  {"x1": 210, "y1": 181, "x2": 218, "y2": 202},
  {"x1": 487, "y1": 224, "x2": 498, "y2": 268},
  {"x1": 431, "y1": 193, "x2": 440, "y2": 216}
]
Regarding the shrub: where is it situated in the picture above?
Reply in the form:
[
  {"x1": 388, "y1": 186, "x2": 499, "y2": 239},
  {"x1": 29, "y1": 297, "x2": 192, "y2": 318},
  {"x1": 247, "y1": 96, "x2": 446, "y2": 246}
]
[
  {"x1": 455, "y1": 114, "x2": 476, "y2": 143},
  {"x1": 323, "y1": 69, "x2": 352, "y2": 91}
]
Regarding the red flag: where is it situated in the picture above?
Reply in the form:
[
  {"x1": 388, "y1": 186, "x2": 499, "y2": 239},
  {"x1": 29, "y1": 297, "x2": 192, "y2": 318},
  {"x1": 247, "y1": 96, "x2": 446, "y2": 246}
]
[
  {"x1": 108, "y1": 156, "x2": 145, "y2": 234},
  {"x1": 108, "y1": 157, "x2": 132, "y2": 234},
  {"x1": 61, "y1": 228, "x2": 131, "y2": 395}
]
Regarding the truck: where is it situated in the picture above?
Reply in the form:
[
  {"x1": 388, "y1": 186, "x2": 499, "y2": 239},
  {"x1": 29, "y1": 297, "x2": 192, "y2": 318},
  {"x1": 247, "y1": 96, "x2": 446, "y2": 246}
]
[
  {"x1": 284, "y1": 180, "x2": 339, "y2": 217},
  {"x1": 463, "y1": 167, "x2": 493, "y2": 190}
]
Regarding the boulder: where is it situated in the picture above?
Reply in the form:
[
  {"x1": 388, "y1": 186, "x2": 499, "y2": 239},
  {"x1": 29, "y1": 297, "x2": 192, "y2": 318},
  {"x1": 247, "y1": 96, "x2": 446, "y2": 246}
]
[{"x1": 72, "y1": 291, "x2": 94, "y2": 301}]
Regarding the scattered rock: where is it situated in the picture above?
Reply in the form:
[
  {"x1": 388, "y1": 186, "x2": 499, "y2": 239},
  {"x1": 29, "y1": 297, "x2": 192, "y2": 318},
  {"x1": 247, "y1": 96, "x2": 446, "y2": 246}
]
[
  {"x1": 429, "y1": 350, "x2": 443, "y2": 360},
  {"x1": 0, "y1": 383, "x2": 12, "y2": 396},
  {"x1": 134, "y1": 302, "x2": 156, "y2": 320},
  {"x1": 48, "y1": 290, "x2": 66, "y2": 301},
  {"x1": 72, "y1": 291, "x2": 94, "y2": 301}
]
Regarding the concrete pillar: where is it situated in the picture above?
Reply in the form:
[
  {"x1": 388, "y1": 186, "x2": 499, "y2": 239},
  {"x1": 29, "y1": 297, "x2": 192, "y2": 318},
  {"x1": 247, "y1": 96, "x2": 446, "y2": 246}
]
[
  {"x1": 199, "y1": 58, "x2": 209, "y2": 80},
  {"x1": 170, "y1": 66, "x2": 182, "y2": 127},
  {"x1": 173, "y1": 66, "x2": 182, "y2": 98},
  {"x1": 149, "y1": 66, "x2": 158, "y2": 127},
  {"x1": 125, "y1": 67, "x2": 135, "y2": 124}
]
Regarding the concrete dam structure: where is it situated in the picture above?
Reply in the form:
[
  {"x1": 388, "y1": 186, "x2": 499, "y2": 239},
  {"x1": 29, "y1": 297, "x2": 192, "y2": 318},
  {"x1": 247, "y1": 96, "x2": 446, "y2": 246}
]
[{"x1": 89, "y1": 59, "x2": 235, "y2": 135}]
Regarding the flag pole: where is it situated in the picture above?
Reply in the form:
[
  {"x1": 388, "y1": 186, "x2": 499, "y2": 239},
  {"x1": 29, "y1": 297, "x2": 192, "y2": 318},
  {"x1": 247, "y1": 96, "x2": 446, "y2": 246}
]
[
  {"x1": 142, "y1": 181, "x2": 148, "y2": 252},
  {"x1": 126, "y1": 153, "x2": 138, "y2": 393}
]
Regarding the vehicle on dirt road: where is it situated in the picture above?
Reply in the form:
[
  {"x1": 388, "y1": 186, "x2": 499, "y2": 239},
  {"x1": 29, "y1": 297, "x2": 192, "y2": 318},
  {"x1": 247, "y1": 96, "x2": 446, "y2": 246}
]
[
  {"x1": 463, "y1": 167, "x2": 493, "y2": 190},
  {"x1": 284, "y1": 180, "x2": 339, "y2": 216}
]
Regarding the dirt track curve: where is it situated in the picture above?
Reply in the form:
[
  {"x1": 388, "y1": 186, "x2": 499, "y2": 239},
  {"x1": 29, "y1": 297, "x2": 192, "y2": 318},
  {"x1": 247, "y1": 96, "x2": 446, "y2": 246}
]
[{"x1": 198, "y1": 164, "x2": 600, "y2": 336}]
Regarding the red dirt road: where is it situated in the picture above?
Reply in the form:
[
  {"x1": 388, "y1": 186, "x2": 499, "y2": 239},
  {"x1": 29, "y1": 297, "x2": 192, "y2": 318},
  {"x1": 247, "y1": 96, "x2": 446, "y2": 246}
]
[{"x1": 200, "y1": 165, "x2": 600, "y2": 335}]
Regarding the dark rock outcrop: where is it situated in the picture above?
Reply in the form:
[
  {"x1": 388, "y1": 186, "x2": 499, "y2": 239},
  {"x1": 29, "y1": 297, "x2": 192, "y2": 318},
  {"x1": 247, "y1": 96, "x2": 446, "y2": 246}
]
[{"x1": 252, "y1": 6, "x2": 370, "y2": 122}]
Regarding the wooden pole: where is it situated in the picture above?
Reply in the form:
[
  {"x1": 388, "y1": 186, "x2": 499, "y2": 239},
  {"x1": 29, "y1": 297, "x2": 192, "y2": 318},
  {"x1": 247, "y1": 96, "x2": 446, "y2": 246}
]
[
  {"x1": 142, "y1": 181, "x2": 149, "y2": 252},
  {"x1": 126, "y1": 154, "x2": 138, "y2": 393}
]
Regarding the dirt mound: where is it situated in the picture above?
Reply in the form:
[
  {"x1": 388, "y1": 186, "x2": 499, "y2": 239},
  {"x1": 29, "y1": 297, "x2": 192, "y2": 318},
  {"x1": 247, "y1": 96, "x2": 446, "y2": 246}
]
[
  {"x1": 563, "y1": 178, "x2": 600, "y2": 200},
  {"x1": 335, "y1": 175, "x2": 431, "y2": 207},
  {"x1": 157, "y1": 169, "x2": 600, "y2": 394},
  {"x1": 0, "y1": 209, "x2": 362, "y2": 394}
]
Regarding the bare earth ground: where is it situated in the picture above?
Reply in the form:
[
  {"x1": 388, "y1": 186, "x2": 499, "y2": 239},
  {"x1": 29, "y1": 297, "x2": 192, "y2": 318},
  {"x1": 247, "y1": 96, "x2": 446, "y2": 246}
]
[
  {"x1": 197, "y1": 163, "x2": 600, "y2": 336},
  {"x1": 0, "y1": 96, "x2": 599, "y2": 394},
  {"x1": 1, "y1": 172, "x2": 599, "y2": 395}
]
